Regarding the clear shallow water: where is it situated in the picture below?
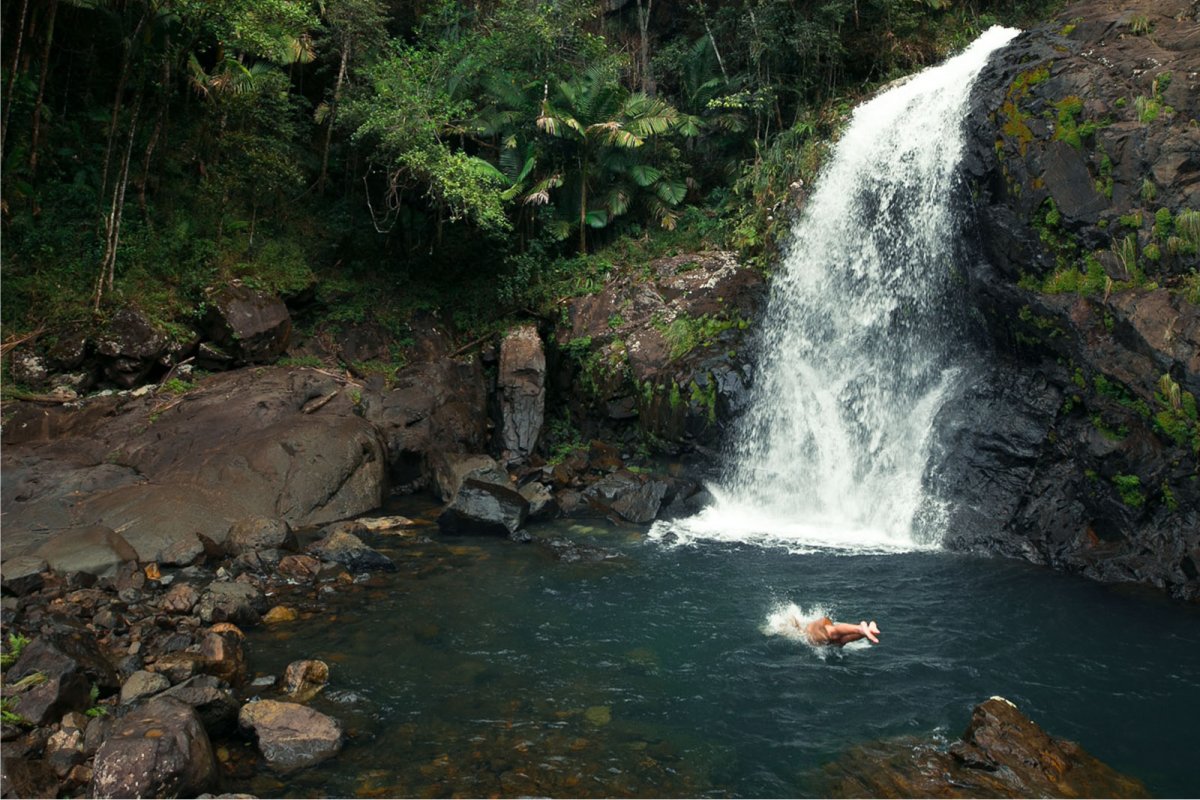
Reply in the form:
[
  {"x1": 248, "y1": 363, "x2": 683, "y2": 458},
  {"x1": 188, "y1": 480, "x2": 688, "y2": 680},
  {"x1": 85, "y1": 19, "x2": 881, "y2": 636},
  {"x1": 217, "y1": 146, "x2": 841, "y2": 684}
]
[{"x1": 235, "y1": 512, "x2": 1200, "y2": 799}]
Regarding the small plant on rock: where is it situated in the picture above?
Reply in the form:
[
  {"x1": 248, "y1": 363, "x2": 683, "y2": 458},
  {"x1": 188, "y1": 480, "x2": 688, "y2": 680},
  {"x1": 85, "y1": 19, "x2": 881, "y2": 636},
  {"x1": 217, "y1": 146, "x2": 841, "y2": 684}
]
[
  {"x1": 1112, "y1": 474, "x2": 1145, "y2": 508},
  {"x1": 0, "y1": 634, "x2": 30, "y2": 669}
]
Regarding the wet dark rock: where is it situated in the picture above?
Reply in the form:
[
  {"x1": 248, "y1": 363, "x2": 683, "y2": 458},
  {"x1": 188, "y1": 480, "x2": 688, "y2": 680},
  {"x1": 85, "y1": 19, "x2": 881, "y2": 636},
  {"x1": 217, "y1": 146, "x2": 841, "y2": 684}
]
[
  {"x1": 196, "y1": 582, "x2": 265, "y2": 626},
  {"x1": 9, "y1": 629, "x2": 119, "y2": 694},
  {"x1": 820, "y1": 696, "x2": 1148, "y2": 798},
  {"x1": 82, "y1": 714, "x2": 113, "y2": 757},
  {"x1": 659, "y1": 485, "x2": 713, "y2": 520},
  {"x1": 0, "y1": 756, "x2": 59, "y2": 799},
  {"x1": 227, "y1": 516, "x2": 297, "y2": 555},
  {"x1": 437, "y1": 479, "x2": 529, "y2": 536},
  {"x1": 582, "y1": 472, "x2": 670, "y2": 524},
  {"x1": 147, "y1": 652, "x2": 205, "y2": 684},
  {"x1": 946, "y1": 0, "x2": 1200, "y2": 600},
  {"x1": 199, "y1": 624, "x2": 247, "y2": 686},
  {"x1": 204, "y1": 284, "x2": 293, "y2": 364},
  {"x1": 6, "y1": 671, "x2": 91, "y2": 728},
  {"x1": 238, "y1": 699, "x2": 343, "y2": 773},
  {"x1": 306, "y1": 529, "x2": 396, "y2": 573},
  {"x1": 364, "y1": 357, "x2": 489, "y2": 492},
  {"x1": 90, "y1": 697, "x2": 218, "y2": 798},
  {"x1": 498, "y1": 324, "x2": 546, "y2": 463},
  {"x1": 158, "y1": 675, "x2": 241, "y2": 737},
  {"x1": 0, "y1": 556, "x2": 48, "y2": 596}
]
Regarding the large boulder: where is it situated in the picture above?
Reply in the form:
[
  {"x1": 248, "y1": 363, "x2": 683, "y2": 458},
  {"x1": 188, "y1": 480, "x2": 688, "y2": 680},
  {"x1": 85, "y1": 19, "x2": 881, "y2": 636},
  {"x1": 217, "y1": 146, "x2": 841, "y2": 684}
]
[
  {"x1": 497, "y1": 324, "x2": 546, "y2": 463},
  {"x1": 93, "y1": 307, "x2": 169, "y2": 388},
  {"x1": 364, "y1": 356, "x2": 489, "y2": 491},
  {"x1": 204, "y1": 283, "x2": 293, "y2": 364},
  {"x1": 227, "y1": 516, "x2": 297, "y2": 555},
  {"x1": 238, "y1": 699, "x2": 344, "y2": 772},
  {"x1": 32, "y1": 526, "x2": 138, "y2": 577},
  {"x1": 428, "y1": 452, "x2": 507, "y2": 503},
  {"x1": 1, "y1": 368, "x2": 388, "y2": 567},
  {"x1": 90, "y1": 697, "x2": 218, "y2": 798},
  {"x1": 820, "y1": 697, "x2": 1148, "y2": 798},
  {"x1": 582, "y1": 472, "x2": 671, "y2": 524},
  {"x1": 437, "y1": 478, "x2": 529, "y2": 536}
]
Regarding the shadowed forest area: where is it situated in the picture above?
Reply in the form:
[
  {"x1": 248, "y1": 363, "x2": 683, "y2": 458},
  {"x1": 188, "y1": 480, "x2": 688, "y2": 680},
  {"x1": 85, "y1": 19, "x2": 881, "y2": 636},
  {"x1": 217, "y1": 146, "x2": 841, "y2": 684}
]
[{"x1": 1, "y1": 0, "x2": 1055, "y2": 356}]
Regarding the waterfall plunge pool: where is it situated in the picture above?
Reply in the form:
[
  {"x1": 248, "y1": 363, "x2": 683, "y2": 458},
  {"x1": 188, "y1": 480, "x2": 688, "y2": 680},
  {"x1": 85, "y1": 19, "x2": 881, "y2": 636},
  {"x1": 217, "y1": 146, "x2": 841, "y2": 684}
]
[{"x1": 233, "y1": 508, "x2": 1200, "y2": 798}]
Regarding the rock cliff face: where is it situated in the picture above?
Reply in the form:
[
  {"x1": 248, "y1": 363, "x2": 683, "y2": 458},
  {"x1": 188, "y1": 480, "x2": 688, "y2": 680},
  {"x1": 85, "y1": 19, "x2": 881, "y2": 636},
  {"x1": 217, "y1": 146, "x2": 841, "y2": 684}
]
[
  {"x1": 552, "y1": 251, "x2": 765, "y2": 456},
  {"x1": 933, "y1": 0, "x2": 1199, "y2": 599}
]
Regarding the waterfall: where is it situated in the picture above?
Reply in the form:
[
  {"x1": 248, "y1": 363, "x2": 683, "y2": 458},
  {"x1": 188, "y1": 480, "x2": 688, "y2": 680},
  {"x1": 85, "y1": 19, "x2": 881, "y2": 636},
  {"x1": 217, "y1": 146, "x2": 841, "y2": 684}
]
[{"x1": 652, "y1": 26, "x2": 1020, "y2": 553}]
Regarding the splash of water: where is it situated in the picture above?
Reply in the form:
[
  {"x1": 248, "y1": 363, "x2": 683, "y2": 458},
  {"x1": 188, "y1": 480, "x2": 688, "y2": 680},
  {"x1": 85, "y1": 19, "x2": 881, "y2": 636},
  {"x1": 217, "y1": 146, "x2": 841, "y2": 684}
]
[{"x1": 652, "y1": 27, "x2": 1020, "y2": 553}]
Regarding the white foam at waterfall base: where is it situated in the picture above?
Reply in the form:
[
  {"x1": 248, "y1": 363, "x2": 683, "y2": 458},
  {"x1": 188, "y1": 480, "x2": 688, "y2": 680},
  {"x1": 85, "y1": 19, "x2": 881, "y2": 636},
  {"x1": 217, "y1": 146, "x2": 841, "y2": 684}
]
[{"x1": 650, "y1": 26, "x2": 1020, "y2": 554}]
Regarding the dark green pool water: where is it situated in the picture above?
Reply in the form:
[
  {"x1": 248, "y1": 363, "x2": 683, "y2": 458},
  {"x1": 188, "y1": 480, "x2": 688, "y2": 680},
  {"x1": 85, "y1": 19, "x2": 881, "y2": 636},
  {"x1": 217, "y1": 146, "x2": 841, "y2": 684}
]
[{"x1": 233, "y1": 507, "x2": 1200, "y2": 798}]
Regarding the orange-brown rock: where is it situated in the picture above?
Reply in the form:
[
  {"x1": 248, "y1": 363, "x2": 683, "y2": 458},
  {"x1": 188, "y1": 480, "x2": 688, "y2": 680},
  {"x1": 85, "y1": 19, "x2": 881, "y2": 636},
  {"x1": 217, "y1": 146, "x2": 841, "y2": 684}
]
[{"x1": 820, "y1": 697, "x2": 1149, "y2": 798}]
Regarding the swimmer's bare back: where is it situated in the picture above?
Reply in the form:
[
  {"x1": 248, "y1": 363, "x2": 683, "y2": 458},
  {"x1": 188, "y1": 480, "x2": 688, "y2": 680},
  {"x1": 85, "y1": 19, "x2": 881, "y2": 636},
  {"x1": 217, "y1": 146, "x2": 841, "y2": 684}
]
[{"x1": 805, "y1": 617, "x2": 880, "y2": 647}]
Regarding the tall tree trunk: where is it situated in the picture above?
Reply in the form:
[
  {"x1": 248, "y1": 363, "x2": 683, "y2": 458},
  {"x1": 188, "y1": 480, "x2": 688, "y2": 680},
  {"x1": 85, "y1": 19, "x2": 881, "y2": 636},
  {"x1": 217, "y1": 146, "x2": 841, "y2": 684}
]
[
  {"x1": 94, "y1": 90, "x2": 142, "y2": 311},
  {"x1": 29, "y1": 0, "x2": 59, "y2": 179},
  {"x1": 635, "y1": 0, "x2": 654, "y2": 96},
  {"x1": 137, "y1": 51, "x2": 170, "y2": 225},
  {"x1": 138, "y1": 109, "x2": 162, "y2": 224},
  {"x1": 317, "y1": 37, "x2": 351, "y2": 192},
  {"x1": 100, "y1": 8, "x2": 149, "y2": 201},
  {"x1": 701, "y1": 15, "x2": 728, "y2": 83},
  {"x1": 1, "y1": 0, "x2": 31, "y2": 154},
  {"x1": 578, "y1": 156, "x2": 588, "y2": 253}
]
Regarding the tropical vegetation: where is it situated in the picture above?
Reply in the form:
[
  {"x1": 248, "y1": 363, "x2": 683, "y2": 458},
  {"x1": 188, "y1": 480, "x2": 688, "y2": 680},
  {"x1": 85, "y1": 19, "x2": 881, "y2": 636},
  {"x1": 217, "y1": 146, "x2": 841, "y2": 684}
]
[{"x1": 1, "y1": 0, "x2": 1057, "y2": 342}]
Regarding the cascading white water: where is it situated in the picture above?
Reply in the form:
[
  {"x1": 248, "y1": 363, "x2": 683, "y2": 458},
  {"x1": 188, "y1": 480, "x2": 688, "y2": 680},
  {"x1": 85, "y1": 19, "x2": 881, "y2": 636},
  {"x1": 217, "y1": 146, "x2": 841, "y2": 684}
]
[{"x1": 652, "y1": 26, "x2": 1020, "y2": 554}]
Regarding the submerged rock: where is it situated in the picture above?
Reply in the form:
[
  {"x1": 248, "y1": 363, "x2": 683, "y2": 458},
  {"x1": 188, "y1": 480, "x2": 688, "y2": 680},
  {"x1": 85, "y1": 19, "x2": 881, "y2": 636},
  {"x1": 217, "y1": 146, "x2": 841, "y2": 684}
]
[
  {"x1": 820, "y1": 696, "x2": 1149, "y2": 798},
  {"x1": 280, "y1": 659, "x2": 330, "y2": 703},
  {"x1": 306, "y1": 528, "x2": 396, "y2": 573}
]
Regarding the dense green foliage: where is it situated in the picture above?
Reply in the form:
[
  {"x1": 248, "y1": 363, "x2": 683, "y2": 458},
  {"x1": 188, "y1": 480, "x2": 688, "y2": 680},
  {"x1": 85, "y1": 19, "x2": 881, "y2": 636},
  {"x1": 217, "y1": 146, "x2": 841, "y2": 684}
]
[{"x1": 2, "y1": 0, "x2": 1055, "y2": 342}]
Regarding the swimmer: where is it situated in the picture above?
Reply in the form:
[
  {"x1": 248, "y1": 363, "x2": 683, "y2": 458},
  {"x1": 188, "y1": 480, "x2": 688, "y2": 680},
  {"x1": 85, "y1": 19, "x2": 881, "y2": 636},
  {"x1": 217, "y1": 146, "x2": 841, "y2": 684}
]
[{"x1": 804, "y1": 617, "x2": 880, "y2": 647}]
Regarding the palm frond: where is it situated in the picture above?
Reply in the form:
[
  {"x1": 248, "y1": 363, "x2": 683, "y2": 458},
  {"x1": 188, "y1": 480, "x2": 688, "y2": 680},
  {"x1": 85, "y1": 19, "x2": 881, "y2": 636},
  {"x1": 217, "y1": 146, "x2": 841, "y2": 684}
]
[
  {"x1": 655, "y1": 178, "x2": 687, "y2": 205},
  {"x1": 604, "y1": 188, "x2": 631, "y2": 218},
  {"x1": 630, "y1": 164, "x2": 662, "y2": 187},
  {"x1": 648, "y1": 196, "x2": 680, "y2": 230}
]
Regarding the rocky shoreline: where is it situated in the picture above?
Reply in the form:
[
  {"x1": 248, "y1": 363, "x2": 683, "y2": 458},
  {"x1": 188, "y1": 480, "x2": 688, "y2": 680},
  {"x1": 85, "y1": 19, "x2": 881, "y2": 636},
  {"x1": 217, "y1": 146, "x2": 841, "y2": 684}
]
[{"x1": 1, "y1": 518, "x2": 1153, "y2": 799}]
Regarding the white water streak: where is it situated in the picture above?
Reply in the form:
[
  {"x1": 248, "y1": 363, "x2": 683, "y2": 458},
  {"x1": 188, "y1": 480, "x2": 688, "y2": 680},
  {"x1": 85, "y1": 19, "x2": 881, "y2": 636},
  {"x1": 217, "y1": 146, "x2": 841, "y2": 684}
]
[{"x1": 652, "y1": 27, "x2": 1020, "y2": 554}]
